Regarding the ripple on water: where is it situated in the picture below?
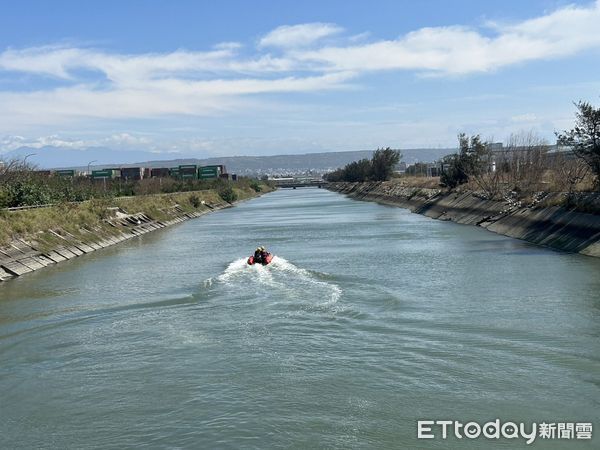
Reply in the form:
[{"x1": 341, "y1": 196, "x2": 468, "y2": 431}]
[
  {"x1": 2, "y1": 188, "x2": 600, "y2": 450},
  {"x1": 205, "y1": 256, "x2": 344, "y2": 311}
]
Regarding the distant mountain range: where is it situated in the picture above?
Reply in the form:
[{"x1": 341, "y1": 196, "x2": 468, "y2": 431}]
[{"x1": 3, "y1": 146, "x2": 455, "y2": 175}]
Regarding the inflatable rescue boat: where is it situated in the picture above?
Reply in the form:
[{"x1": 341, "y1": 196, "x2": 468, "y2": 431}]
[{"x1": 247, "y1": 253, "x2": 273, "y2": 266}]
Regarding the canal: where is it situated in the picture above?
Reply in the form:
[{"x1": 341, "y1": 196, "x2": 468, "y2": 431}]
[{"x1": 1, "y1": 188, "x2": 598, "y2": 448}]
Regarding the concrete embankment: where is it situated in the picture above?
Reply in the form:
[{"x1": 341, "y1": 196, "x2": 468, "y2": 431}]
[
  {"x1": 327, "y1": 182, "x2": 600, "y2": 257},
  {"x1": 0, "y1": 187, "x2": 270, "y2": 283}
]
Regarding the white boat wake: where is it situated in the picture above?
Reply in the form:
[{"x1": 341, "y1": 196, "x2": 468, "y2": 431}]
[{"x1": 205, "y1": 256, "x2": 342, "y2": 306}]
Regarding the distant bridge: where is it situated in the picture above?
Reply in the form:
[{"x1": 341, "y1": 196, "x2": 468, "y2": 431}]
[{"x1": 271, "y1": 177, "x2": 329, "y2": 189}]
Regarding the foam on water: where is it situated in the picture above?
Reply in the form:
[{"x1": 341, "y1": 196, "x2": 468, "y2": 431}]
[{"x1": 207, "y1": 256, "x2": 342, "y2": 306}]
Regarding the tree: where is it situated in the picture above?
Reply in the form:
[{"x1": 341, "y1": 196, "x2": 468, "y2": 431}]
[
  {"x1": 344, "y1": 158, "x2": 372, "y2": 182},
  {"x1": 371, "y1": 147, "x2": 401, "y2": 181},
  {"x1": 440, "y1": 154, "x2": 468, "y2": 188},
  {"x1": 440, "y1": 134, "x2": 484, "y2": 189},
  {"x1": 324, "y1": 147, "x2": 401, "y2": 182},
  {"x1": 557, "y1": 101, "x2": 600, "y2": 188},
  {"x1": 458, "y1": 133, "x2": 488, "y2": 176},
  {"x1": 324, "y1": 168, "x2": 344, "y2": 182}
]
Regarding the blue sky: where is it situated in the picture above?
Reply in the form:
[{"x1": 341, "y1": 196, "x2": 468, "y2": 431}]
[{"x1": 1, "y1": 0, "x2": 600, "y2": 159}]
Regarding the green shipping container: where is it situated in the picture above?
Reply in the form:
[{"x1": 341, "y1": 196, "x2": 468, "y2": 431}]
[
  {"x1": 92, "y1": 169, "x2": 120, "y2": 179},
  {"x1": 199, "y1": 166, "x2": 220, "y2": 179},
  {"x1": 179, "y1": 165, "x2": 198, "y2": 179}
]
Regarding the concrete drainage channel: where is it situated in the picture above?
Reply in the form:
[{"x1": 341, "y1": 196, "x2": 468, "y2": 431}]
[{"x1": 0, "y1": 203, "x2": 227, "y2": 283}]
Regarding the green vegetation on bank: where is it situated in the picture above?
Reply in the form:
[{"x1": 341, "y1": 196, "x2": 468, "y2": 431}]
[
  {"x1": 325, "y1": 99, "x2": 600, "y2": 206},
  {"x1": 324, "y1": 148, "x2": 401, "y2": 182},
  {"x1": 440, "y1": 100, "x2": 600, "y2": 196},
  {"x1": 557, "y1": 101, "x2": 600, "y2": 188},
  {"x1": 0, "y1": 183, "x2": 273, "y2": 247},
  {"x1": 0, "y1": 161, "x2": 273, "y2": 209},
  {"x1": 440, "y1": 133, "x2": 492, "y2": 190}
]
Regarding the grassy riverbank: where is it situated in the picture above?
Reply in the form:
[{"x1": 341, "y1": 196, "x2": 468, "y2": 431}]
[{"x1": 0, "y1": 183, "x2": 273, "y2": 248}]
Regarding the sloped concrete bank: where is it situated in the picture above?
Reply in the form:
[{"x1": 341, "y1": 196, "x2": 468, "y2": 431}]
[
  {"x1": 0, "y1": 203, "x2": 230, "y2": 283},
  {"x1": 327, "y1": 182, "x2": 600, "y2": 257},
  {"x1": 0, "y1": 191, "x2": 257, "y2": 283}
]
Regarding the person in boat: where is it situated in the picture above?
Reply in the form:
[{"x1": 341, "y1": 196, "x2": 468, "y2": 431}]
[
  {"x1": 260, "y1": 246, "x2": 269, "y2": 262},
  {"x1": 253, "y1": 246, "x2": 264, "y2": 264}
]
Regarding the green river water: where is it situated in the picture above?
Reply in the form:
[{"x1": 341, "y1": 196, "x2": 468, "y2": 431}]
[{"x1": 0, "y1": 188, "x2": 598, "y2": 448}]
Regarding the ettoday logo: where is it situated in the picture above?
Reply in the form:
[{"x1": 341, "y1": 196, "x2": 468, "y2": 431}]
[{"x1": 417, "y1": 420, "x2": 593, "y2": 444}]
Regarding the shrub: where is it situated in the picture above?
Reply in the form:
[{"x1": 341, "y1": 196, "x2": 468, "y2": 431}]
[
  {"x1": 189, "y1": 193, "x2": 202, "y2": 208},
  {"x1": 0, "y1": 189, "x2": 9, "y2": 208},
  {"x1": 249, "y1": 180, "x2": 262, "y2": 192},
  {"x1": 218, "y1": 184, "x2": 237, "y2": 203}
]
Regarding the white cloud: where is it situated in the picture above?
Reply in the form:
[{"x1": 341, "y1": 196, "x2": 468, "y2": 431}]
[
  {"x1": 511, "y1": 113, "x2": 537, "y2": 123},
  {"x1": 0, "y1": 45, "x2": 249, "y2": 84},
  {"x1": 0, "y1": 134, "x2": 91, "y2": 152},
  {"x1": 258, "y1": 23, "x2": 344, "y2": 48},
  {"x1": 293, "y1": 1, "x2": 600, "y2": 75},
  {"x1": 2, "y1": 1, "x2": 597, "y2": 90},
  {"x1": 0, "y1": 3, "x2": 599, "y2": 143},
  {"x1": 0, "y1": 133, "x2": 332, "y2": 156},
  {"x1": 107, "y1": 133, "x2": 152, "y2": 146},
  {"x1": 213, "y1": 41, "x2": 243, "y2": 51},
  {"x1": 0, "y1": 46, "x2": 89, "y2": 79},
  {"x1": 348, "y1": 32, "x2": 371, "y2": 43},
  {"x1": 0, "y1": 71, "x2": 357, "y2": 133},
  {"x1": 0, "y1": 132, "x2": 159, "y2": 154},
  {"x1": 296, "y1": 8, "x2": 600, "y2": 74},
  {"x1": 2, "y1": 2, "x2": 599, "y2": 84}
]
